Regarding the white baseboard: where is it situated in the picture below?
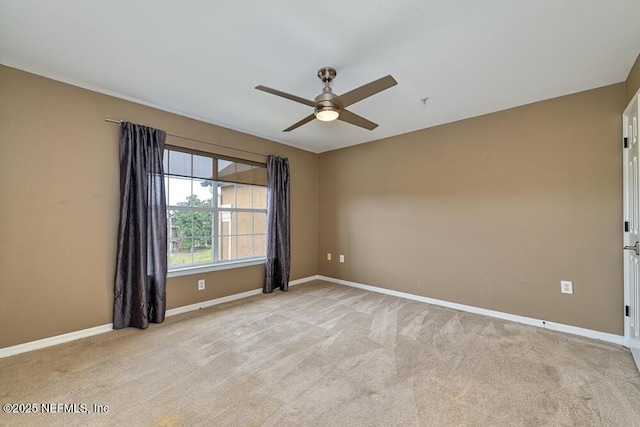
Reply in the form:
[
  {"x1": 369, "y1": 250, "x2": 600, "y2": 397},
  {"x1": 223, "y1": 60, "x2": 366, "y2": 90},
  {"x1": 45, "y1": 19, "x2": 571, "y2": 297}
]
[
  {"x1": 0, "y1": 275, "x2": 319, "y2": 358},
  {"x1": 289, "y1": 275, "x2": 320, "y2": 286},
  {"x1": 164, "y1": 275, "x2": 316, "y2": 316},
  {"x1": 6, "y1": 274, "x2": 616, "y2": 357},
  {"x1": 318, "y1": 275, "x2": 625, "y2": 346},
  {"x1": 0, "y1": 324, "x2": 115, "y2": 359},
  {"x1": 164, "y1": 288, "x2": 263, "y2": 317}
]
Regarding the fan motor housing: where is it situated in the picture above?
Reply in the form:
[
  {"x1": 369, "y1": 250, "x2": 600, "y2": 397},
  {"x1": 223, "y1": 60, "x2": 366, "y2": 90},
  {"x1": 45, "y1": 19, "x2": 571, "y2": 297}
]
[{"x1": 315, "y1": 91, "x2": 341, "y2": 110}]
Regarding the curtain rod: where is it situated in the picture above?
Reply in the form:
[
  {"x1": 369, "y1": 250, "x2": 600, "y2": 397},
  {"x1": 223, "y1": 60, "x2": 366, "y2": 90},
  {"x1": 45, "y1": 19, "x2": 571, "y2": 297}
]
[{"x1": 104, "y1": 119, "x2": 268, "y2": 159}]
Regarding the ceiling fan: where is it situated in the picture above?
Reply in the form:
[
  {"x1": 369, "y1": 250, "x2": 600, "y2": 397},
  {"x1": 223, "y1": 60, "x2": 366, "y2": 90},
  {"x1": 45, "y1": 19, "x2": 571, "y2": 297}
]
[{"x1": 256, "y1": 67, "x2": 397, "y2": 132}]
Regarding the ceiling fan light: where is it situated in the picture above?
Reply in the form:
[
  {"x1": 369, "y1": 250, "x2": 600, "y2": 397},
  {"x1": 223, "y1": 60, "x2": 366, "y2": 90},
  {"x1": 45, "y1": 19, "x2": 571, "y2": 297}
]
[{"x1": 315, "y1": 106, "x2": 339, "y2": 122}]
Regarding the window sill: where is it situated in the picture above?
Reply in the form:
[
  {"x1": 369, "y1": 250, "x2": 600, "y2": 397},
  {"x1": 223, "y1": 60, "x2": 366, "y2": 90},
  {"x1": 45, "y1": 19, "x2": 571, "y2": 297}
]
[{"x1": 167, "y1": 259, "x2": 265, "y2": 278}]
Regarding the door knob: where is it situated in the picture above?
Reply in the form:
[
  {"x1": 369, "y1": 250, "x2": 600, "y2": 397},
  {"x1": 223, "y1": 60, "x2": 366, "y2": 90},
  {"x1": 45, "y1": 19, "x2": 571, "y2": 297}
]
[{"x1": 624, "y1": 241, "x2": 640, "y2": 256}]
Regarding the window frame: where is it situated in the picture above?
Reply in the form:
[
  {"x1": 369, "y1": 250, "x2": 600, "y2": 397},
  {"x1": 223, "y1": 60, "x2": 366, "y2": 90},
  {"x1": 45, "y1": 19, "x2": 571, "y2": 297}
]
[{"x1": 164, "y1": 145, "x2": 268, "y2": 276}]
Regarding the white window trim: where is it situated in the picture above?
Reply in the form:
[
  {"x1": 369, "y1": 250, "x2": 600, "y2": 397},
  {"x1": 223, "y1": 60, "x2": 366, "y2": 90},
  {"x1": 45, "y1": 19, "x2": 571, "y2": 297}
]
[{"x1": 167, "y1": 258, "x2": 265, "y2": 278}]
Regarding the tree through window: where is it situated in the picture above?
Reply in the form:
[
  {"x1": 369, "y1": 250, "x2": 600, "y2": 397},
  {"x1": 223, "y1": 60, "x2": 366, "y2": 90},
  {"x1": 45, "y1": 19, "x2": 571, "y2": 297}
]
[{"x1": 164, "y1": 147, "x2": 267, "y2": 270}]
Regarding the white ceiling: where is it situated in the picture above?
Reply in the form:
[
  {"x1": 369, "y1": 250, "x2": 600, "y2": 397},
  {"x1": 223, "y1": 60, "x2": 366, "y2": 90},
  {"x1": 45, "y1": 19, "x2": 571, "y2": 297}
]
[{"x1": 1, "y1": 1, "x2": 639, "y2": 153}]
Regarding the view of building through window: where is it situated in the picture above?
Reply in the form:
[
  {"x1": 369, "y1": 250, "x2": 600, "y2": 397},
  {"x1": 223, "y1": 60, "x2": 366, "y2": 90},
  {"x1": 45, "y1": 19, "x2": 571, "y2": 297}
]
[{"x1": 164, "y1": 148, "x2": 267, "y2": 270}]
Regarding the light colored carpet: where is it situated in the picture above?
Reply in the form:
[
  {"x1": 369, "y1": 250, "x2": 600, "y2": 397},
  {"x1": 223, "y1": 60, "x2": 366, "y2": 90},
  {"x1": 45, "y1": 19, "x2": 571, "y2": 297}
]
[{"x1": 1, "y1": 280, "x2": 639, "y2": 426}]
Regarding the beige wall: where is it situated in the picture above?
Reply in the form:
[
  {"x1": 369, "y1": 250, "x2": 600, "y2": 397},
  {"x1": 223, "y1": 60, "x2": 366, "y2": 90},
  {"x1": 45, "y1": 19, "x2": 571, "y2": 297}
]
[
  {"x1": 0, "y1": 65, "x2": 318, "y2": 348},
  {"x1": 626, "y1": 52, "x2": 640, "y2": 105},
  {"x1": 2, "y1": 55, "x2": 638, "y2": 348},
  {"x1": 318, "y1": 83, "x2": 625, "y2": 334}
]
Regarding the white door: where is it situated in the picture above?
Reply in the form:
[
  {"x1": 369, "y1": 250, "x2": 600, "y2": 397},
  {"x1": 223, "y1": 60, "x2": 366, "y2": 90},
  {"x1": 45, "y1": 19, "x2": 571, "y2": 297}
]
[{"x1": 624, "y1": 90, "x2": 640, "y2": 370}]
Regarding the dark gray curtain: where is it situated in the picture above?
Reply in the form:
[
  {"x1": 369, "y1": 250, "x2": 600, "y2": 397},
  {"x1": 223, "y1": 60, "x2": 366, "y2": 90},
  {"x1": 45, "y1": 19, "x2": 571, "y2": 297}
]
[
  {"x1": 264, "y1": 155, "x2": 290, "y2": 293},
  {"x1": 113, "y1": 122, "x2": 168, "y2": 329}
]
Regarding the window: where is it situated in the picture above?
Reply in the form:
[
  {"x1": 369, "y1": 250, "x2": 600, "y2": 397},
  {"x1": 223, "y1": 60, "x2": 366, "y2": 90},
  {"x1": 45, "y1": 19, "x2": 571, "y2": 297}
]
[{"x1": 164, "y1": 146, "x2": 267, "y2": 272}]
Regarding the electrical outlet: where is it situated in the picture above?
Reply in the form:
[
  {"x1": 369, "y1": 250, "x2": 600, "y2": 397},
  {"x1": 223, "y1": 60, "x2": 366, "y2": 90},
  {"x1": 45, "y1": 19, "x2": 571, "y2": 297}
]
[
  {"x1": 198, "y1": 279, "x2": 205, "y2": 291},
  {"x1": 339, "y1": 254, "x2": 345, "y2": 263},
  {"x1": 560, "y1": 280, "x2": 572, "y2": 294},
  {"x1": 327, "y1": 253, "x2": 332, "y2": 261}
]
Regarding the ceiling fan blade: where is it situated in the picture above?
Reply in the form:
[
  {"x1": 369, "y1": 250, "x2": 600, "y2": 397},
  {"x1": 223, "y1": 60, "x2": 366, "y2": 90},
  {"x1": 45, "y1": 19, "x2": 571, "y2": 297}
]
[
  {"x1": 283, "y1": 114, "x2": 315, "y2": 132},
  {"x1": 338, "y1": 109, "x2": 378, "y2": 130},
  {"x1": 255, "y1": 85, "x2": 316, "y2": 107},
  {"x1": 336, "y1": 75, "x2": 398, "y2": 108}
]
